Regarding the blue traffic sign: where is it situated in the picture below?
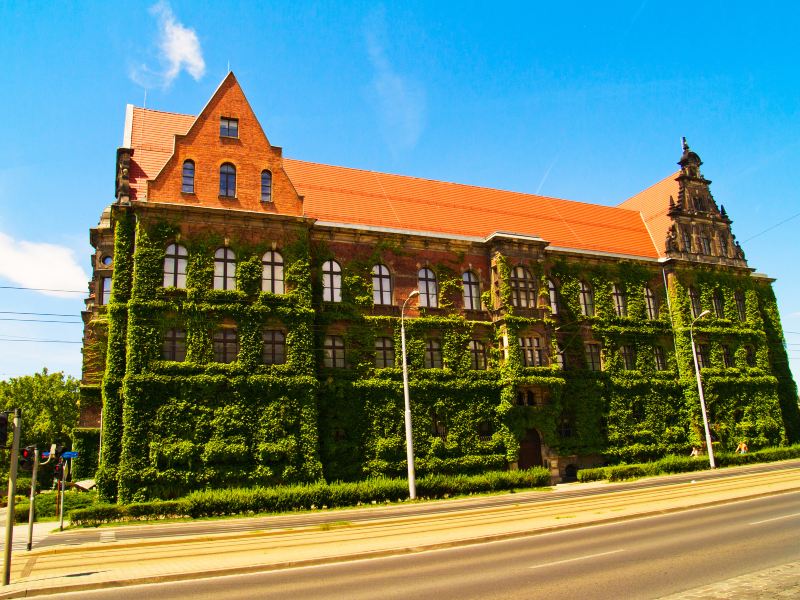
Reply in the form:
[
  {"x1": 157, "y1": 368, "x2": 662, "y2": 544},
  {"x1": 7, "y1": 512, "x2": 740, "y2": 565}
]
[{"x1": 62, "y1": 451, "x2": 78, "y2": 458}]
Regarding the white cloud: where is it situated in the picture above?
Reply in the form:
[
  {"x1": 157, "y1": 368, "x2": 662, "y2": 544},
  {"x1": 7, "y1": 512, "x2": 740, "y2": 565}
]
[
  {"x1": 0, "y1": 232, "x2": 88, "y2": 299},
  {"x1": 364, "y1": 8, "x2": 426, "y2": 153},
  {"x1": 130, "y1": 1, "x2": 205, "y2": 90}
]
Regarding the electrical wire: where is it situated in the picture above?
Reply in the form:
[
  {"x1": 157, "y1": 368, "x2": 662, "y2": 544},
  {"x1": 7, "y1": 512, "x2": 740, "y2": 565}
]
[{"x1": 0, "y1": 285, "x2": 85, "y2": 293}]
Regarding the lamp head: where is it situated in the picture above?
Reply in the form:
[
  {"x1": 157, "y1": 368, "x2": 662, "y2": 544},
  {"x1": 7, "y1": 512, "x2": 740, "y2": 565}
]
[
  {"x1": 408, "y1": 290, "x2": 420, "y2": 299},
  {"x1": 698, "y1": 310, "x2": 711, "y2": 319}
]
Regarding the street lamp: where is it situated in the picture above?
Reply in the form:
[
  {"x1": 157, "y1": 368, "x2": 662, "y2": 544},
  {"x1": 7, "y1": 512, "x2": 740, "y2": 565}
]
[
  {"x1": 690, "y1": 309, "x2": 716, "y2": 468},
  {"x1": 401, "y1": 290, "x2": 420, "y2": 499}
]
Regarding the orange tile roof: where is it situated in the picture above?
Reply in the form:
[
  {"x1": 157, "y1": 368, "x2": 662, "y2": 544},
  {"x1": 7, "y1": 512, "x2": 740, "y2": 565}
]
[
  {"x1": 126, "y1": 106, "x2": 661, "y2": 258},
  {"x1": 128, "y1": 107, "x2": 195, "y2": 200},
  {"x1": 618, "y1": 173, "x2": 680, "y2": 258}
]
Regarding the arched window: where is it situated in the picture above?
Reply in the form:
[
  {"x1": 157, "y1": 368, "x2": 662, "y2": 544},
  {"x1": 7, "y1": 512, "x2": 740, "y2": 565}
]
[
  {"x1": 261, "y1": 170, "x2": 273, "y2": 202},
  {"x1": 322, "y1": 260, "x2": 342, "y2": 302},
  {"x1": 372, "y1": 265, "x2": 392, "y2": 305},
  {"x1": 547, "y1": 279, "x2": 559, "y2": 315},
  {"x1": 644, "y1": 286, "x2": 658, "y2": 320},
  {"x1": 214, "y1": 248, "x2": 236, "y2": 290},
  {"x1": 163, "y1": 243, "x2": 188, "y2": 288},
  {"x1": 462, "y1": 271, "x2": 480, "y2": 310},
  {"x1": 418, "y1": 268, "x2": 438, "y2": 308},
  {"x1": 579, "y1": 281, "x2": 594, "y2": 316},
  {"x1": 262, "y1": 251, "x2": 284, "y2": 294},
  {"x1": 181, "y1": 160, "x2": 195, "y2": 194},
  {"x1": 612, "y1": 284, "x2": 627, "y2": 317},
  {"x1": 219, "y1": 163, "x2": 236, "y2": 198},
  {"x1": 510, "y1": 266, "x2": 536, "y2": 308}
]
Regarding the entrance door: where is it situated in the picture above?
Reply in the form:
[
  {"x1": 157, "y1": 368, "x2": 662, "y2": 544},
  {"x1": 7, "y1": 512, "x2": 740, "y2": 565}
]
[{"x1": 518, "y1": 428, "x2": 543, "y2": 469}]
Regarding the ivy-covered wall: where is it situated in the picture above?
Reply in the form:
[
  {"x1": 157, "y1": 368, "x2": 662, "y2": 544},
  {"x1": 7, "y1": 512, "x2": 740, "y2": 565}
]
[{"x1": 93, "y1": 207, "x2": 799, "y2": 502}]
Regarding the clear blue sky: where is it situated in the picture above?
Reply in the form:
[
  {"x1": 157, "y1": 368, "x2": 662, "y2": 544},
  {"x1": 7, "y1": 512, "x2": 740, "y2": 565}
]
[{"x1": 1, "y1": 1, "x2": 799, "y2": 383}]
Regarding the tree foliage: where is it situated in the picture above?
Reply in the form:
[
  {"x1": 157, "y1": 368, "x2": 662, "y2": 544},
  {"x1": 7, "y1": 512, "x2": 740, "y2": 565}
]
[{"x1": 0, "y1": 368, "x2": 80, "y2": 449}]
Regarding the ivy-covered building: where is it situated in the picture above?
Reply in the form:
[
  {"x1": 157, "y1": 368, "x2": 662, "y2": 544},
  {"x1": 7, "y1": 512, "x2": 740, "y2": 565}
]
[{"x1": 78, "y1": 73, "x2": 799, "y2": 502}]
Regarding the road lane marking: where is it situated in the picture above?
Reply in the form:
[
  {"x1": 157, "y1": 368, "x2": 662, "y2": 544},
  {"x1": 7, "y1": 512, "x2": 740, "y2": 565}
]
[
  {"x1": 529, "y1": 549, "x2": 624, "y2": 569},
  {"x1": 749, "y1": 512, "x2": 800, "y2": 525}
]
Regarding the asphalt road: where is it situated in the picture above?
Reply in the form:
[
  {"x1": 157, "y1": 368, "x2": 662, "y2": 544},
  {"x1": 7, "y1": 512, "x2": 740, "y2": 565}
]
[
  {"x1": 57, "y1": 490, "x2": 800, "y2": 600},
  {"x1": 36, "y1": 459, "x2": 800, "y2": 548}
]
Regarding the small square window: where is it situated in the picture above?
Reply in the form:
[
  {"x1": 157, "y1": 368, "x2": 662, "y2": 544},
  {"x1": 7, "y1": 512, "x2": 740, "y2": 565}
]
[{"x1": 220, "y1": 117, "x2": 239, "y2": 138}]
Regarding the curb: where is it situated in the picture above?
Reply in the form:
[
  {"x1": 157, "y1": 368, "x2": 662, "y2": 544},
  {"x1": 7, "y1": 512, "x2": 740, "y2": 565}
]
[{"x1": 1, "y1": 485, "x2": 798, "y2": 599}]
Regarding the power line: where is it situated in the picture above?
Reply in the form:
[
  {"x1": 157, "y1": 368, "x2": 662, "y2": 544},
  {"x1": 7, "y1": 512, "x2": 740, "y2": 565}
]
[
  {"x1": 0, "y1": 311, "x2": 80, "y2": 317},
  {"x1": 0, "y1": 285, "x2": 85, "y2": 294},
  {"x1": 742, "y1": 210, "x2": 800, "y2": 243},
  {"x1": 0, "y1": 337, "x2": 81, "y2": 344},
  {"x1": 0, "y1": 318, "x2": 82, "y2": 324}
]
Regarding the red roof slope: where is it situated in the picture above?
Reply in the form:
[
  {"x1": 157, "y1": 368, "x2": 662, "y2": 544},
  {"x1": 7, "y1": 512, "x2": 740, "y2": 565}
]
[
  {"x1": 126, "y1": 105, "x2": 660, "y2": 258},
  {"x1": 128, "y1": 107, "x2": 195, "y2": 200},
  {"x1": 618, "y1": 173, "x2": 680, "y2": 258}
]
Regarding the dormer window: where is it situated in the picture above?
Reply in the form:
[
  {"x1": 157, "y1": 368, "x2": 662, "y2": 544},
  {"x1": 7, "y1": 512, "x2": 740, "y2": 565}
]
[{"x1": 220, "y1": 117, "x2": 239, "y2": 138}]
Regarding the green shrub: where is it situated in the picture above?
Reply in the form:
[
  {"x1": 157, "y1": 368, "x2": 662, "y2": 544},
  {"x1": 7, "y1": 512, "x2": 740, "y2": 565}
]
[
  {"x1": 577, "y1": 467, "x2": 606, "y2": 482},
  {"x1": 16, "y1": 491, "x2": 96, "y2": 521}
]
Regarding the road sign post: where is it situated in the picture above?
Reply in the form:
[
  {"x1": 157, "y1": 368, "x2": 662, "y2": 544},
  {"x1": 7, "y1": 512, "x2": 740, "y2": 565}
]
[
  {"x1": 3, "y1": 409, "x2": 21, "y2": 586},
  {"x1": 26, "y1": 448, "x2": 39, "y2": 551}
]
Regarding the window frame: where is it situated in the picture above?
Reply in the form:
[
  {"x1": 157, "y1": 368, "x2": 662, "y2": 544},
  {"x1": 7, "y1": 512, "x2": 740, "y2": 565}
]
[
  {"x1": 688, "y1": 286, "x2": 702, "y2": 318},
  {"x1": 585, "y1": 343, "x2": 602, "y2": 371},
  {"x1": 162, "y1": 328, "x2": 186, "y2": 362},
  {"x1": 620, "y1": 345, "x2": 637, "y2": 370},
  {"x1": 261, "y1": 169, "x2": 273, "y2": 202},
  {"x1": 99, "y1": 276, "x2": 112, "y2": 305},
  {"x1": 323, "y1": 335, "x2": 346, "y2": 368},
  {"x1": 214, "y1": 247, "x2": 237, "y2": 290},
  {"x1": 469, "y1": 339, "x2": 487, "y2": 370},
  {"x1": 220, "y1": 117, "x2": 239, "y2": 138},
  {"x1": 372, "y1": 264, "x2": 392, "y2": 306},
  {"x1": 164, "y1": 243, "x2": 188, "y2": 288},
  {"x1": 424, "y1": 338, "x2": 443, "y2": 368},
  {"x1": 722, "y1": 345, "x2": 734, "y2": 368},
  {"x1": 547, "y1": 279, "x2": 559, "y2": 315},
  {"x1": 374, "y1": 336, "x2": 395, "y2": 368},
  {"x1": 181, "y1": 159, "x2": 195, "y2": 194},
  {"x1": 322, "y1": 260, "x2": 342, "y2": 302},
  {"x1": 712, "y1": 289, "x2": 725, "y2": 318},
  {"x1": 519, "y1": 336, "x2": 545, "y2": 367},
  {"x1": 644, "y1": 286, "x2": 658, "y2": 320},
  {"x1": 682, "y1": 227, "x2": 693, "y2": 252},
  {"x1": 418, "y1": 268, "x2": 438, "y2": 308},
  {"x1": 654, "y1": 346, "x2": 666, "y2": 371},
  {"x1": 261, "y1": 330, "x2": 286, "y2": 365},
  {"x1": 462, "y1": 271, "x2": 481, "y2": 311},
  {"x1": 219, "y1": 162, "x2": 236, "y2": 198},
  {"x1": 510, "y1": 266, "x2": 536, "y2": 308},
  {"x1": 612, "y1": 283, "x2": 627, "y2": 317},
  {"x1": 579, "y1": 281, "x2": 595, "y2": 316},
  {"x1": 735, "y1": 290, "x2": 747, "y2": 322},
  {"x1": 261, "y1": 251, "x2": 284, "y2": 294},
  {"x1": 696, "y1": 343, "x2": 710, "y2": 370},
  {"x1": 213, "y1": 328, "x2": 239, "y2": 364}
]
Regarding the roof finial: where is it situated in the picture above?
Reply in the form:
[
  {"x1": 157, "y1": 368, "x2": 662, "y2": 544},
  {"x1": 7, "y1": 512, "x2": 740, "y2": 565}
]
[{"x1": 681, "y1": 136, "x2": 689, "y2": 152}]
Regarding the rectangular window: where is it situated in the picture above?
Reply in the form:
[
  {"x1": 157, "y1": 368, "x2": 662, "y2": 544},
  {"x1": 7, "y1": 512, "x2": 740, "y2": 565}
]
[
  {"x1": 519, "y1": 336, "x2": 545, "y2": 367},
  {"x1": 735, "y1": 291, "x2": 747, "y2": 322},
  {"x1": 424, "y1": 339, "x2": 443, "y2": 368},
  {"x1": 324, "y1": 335, "x2": 345, "y2": 368},
  {"x1": 162, "y1": 329, "x2": 186, "y2": 362},
  {"x1": 99, "y1": 277, "x2": 112, "y2": 305},
  {"x1": 699, "y1": 234, "x2": 712, "y2": 255},
  {"x1": 220, "y1": 117, "x2": 239, "y2": 138},
  {"x1": 213, "y1": 328, "x2": 238, "y2": 363},
  {"x1": 722, "y1": 345, "x2": 733, "y2": 368},
  {"x1": 654, "y1": 346, "x2": 666, "y2": 371},
  {"x1": 620, "y1": 345, "x2": 636, "y2": 370},
  {"x1": 374, "y1": 337, "x2": 395, "y2": 368},
  {"x1": 682, "y1": 228, "x2": 693, "y2": 252},
  {"x1": 469, "y1": 340, "x2": 487, "y2": 370},
  {"x1": 262, "y1": 330, "x2": 286, "y2": 365},
  {"x1": 745, "y1": 345, "x2": 757, "y2": 367},
  {"x1": 585, "y1": 343, "x2": 602, "y2": 371},
  {"x1": 696, "y1": 343, "x2": 710, "y2": 370}
]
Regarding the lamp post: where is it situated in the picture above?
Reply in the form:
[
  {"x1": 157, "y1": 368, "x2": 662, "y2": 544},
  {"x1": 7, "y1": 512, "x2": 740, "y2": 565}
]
[
  {"x1": 690, "y1": 309, "x2": 716, "y2": 468},
  {"x1": 401, "y1": 290, "x2": 420, "y2": 499}
]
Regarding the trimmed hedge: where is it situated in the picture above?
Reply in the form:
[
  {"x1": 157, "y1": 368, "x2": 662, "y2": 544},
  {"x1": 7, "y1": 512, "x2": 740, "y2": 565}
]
[
  {"x1": 577, "y1": 444, "x2": 800, "y2": 482},
  {"x1": 15, "y1": 491, "x2": 97, "y2": 522},
  {"x1": 69, "y1": 468, "x2": 550, "y2": 527}
]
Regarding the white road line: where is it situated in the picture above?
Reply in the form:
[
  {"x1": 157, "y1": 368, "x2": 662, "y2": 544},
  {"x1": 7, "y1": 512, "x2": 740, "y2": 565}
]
[
  {"x1": 749, "y1": 512, "x2": 800, "y2": 525},
  {"x1": 529, "y1": 549, "x2": 624, "y2": 569}
]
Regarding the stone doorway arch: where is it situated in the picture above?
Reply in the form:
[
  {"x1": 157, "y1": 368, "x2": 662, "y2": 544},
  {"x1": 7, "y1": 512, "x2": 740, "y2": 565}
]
[{"x1": 518, "y1": 428, "x2": 543, "y2": 469}]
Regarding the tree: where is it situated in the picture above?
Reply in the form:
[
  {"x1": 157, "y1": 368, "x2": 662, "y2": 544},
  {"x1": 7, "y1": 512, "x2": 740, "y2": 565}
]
[{"x1": 0, "y1": 368, "x2": 80, "y2": 450}]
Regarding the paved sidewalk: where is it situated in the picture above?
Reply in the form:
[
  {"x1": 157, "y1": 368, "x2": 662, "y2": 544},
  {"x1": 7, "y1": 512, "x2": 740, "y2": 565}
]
[
  {"x1": 657, "y1": 561, "x2": 800, "y2": 599},
  {"x1": 0, "y1": 466, "x2": 797, "y2": 599}
]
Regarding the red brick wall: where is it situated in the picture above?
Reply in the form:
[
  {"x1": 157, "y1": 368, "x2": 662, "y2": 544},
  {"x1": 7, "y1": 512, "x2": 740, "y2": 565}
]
[{"x1": 147, "y1": 74, "x2": 304, "y2": 217}]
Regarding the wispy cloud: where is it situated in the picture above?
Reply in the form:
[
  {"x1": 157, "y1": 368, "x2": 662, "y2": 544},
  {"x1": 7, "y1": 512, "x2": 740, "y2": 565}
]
[
  {"x1": 130, "y1": 1, "x2": 205, "y2": 90},
  {"x1": 0, "y1": 232, "x2": 88, "y2": 298},
  {"x1": 364, "y1": 7, "x2": 426, "y2": 153}
]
